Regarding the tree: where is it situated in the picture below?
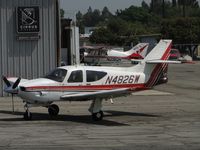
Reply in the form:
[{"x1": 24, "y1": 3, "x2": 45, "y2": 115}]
[
  {"x1": 117, "y1": 5, "x2": 161, "y2": 26},
  {"x1": 76, "y1": 1, "x2": 200, "y2": 46},
  {"x1": 177, "y1": 0, "x2": 199, "y2": 17},
  {"x1": 82, "y1": 6, "x2": 93, "y2": 26},
  {"x1": 161, "y1": 17, "x2": 200, "y2": 44},
  {"x1": 90, "y1": 17, "x2": 154, "y2": 46},
  {"x1": 172, "y1": 0, "x2": 177, "y2": 7},
  {"x1": 141, "y1": 1, "x2": 150, "y2": 10},
  {"x1": 92, "y1": 9, "x2": 101, "y2": 25},
  {"x1": 76, "y1": 11, "x2": 84, "y2": 33},
  {"x1": 87, "y1": 6, "x2": 93, "y2": 13},
  {"x1": 150, "y1": 0, "x2": 172, "y2": 17},
  {"x1": 76, "y1": 11, "x2": 83, "y2": 21},
  {"x1": 178, "y1": 0, "x2": 199, "y2": 8},
  {"x1": 90, "y1": 27, "x2": 114, "y2": 44},
  {"x1": 82, "y1": 7, "x2": 102, "y2": 27},
  {"x1": 101, "y1": 6, "x2": 113, "y2": 21},
  {"x1": 150, "y1": 0, "x2": 162, "y2": 13}
]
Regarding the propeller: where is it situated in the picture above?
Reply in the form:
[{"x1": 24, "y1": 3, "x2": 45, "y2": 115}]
[
  {"x1": 2, "y1": 76, "x2": 21, "y2": 113},
  {"x1": 12, "y1": 77, "x2": 21, "y2": 89},
  {"x1": 2, "y1": 76, "x2": 21, "y2": 93},
  {"x1": 2, "y1": 76, "x2": 11, "y2": 87}
]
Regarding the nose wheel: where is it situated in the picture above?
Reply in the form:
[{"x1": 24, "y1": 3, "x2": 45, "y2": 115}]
[
  {"x1": 48, "y1": 104, "x2": 59, "y2": 117},
  {"x1": 92, "y1": 111, "x2": 104, "y2": 121},
  {"x1": 23, "y1": 110, "x2": 32, "y2": 120}
]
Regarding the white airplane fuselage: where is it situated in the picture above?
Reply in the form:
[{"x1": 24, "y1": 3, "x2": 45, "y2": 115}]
[{"x1": 17, "y1": 65, "x2": 147, "y2": 104}]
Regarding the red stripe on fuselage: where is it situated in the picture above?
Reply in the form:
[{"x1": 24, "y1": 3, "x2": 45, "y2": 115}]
[{"x1": 25, "y1": 84, "x2": 146, "y2": 92}]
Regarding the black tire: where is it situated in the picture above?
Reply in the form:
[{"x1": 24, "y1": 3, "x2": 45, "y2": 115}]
[
  {"x1": 23, "y1": 111, "x2": 32, "y2": 120},
  {"x1": 92, "y1": 111, "x2": 104, "y2": 121},
  {"x1": 48, "y1": 104, "x2": 59, "y2": 117}
]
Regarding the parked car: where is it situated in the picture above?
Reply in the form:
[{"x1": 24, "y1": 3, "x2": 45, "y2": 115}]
[{"x1": 169, "y1": 49, "x2": 181, "y2": 60}]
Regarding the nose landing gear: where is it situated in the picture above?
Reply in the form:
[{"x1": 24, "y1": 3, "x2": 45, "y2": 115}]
[
  {"x1": 23, "y1": 103, "x2": 60, "y2": 120},
  {"x1": 23, "y1": 104, "x2": 32, "y2": 120}
]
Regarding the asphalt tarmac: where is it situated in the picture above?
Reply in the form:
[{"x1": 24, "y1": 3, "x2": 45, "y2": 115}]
[{"x1": 0, "y1": 62, "x2": 200, "y2": 150}]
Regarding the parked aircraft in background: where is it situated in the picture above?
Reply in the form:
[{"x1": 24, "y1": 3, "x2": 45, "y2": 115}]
[
  {"x1": 2, "y1": 40, "x2": 180, "y2": 121},
  {"x1": 81, "y1": 43, "x2": 149, "y2": 64}
]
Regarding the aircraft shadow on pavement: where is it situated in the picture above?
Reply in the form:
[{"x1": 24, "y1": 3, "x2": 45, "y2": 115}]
[
  {"x1": 104, "y1": 110, "x2": 160, "y2": 117},
  {"x1": 0, "y1": 110, "x2": 159, "y2": 126}
]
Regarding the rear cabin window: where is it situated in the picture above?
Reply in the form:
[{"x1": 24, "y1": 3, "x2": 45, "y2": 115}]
[
  {"x1": 68, "y1": 70, "x2": 83, "y2": 83},
  {"x1": 44, "y1": 69, "x2": 67, "y2": 82},
  {"x1": 86, "y1": 70, "x2": 107, "y2": 82}
]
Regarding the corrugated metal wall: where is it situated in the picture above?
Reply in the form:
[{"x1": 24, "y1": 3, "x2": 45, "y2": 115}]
[{"x1": 0, "y1": 0, "x2": 59, "y2": 96}]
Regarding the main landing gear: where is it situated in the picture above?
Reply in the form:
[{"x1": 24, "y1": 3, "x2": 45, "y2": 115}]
[
  {"x1": 23, "y1": 100, "x2": 105, "y2": 121},
  {"x1": 48, "y1": 104, "x2": 59, "y2": 117},
  {"x1": 89, "y1": 99, "x2": 104, "y2": 121},
  {"x1": 92, "y1": 110, "x2": 104, "y2": 121}
]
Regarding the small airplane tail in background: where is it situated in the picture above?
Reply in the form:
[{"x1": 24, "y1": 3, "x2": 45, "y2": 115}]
[
  {"x1": 125, "y1": 43, "x2": 149, "y2": 59},
  {"x1": 108, "y1": 43, "x2": 149, "y2": 59}
]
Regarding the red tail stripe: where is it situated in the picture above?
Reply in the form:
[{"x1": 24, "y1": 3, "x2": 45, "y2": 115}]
[
  {"x1": 145, "y1": 42, "x2": 171, "y2": 87},
  {"x1": 126, "y1": 44, "x2": 148, "y2": 59}
]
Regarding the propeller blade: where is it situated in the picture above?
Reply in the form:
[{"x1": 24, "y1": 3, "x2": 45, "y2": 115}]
[
  {"x1": 2, "y1": 76, "x2": 11, "y2": 87},
  {"x1": 12, "y1": 77, "x2": 21, "y2": 89}
]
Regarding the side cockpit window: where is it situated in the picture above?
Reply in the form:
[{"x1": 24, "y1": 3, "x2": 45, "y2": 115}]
[
  {"x1": 68, "y1": 70, "x2": 83, "y2": 83},
  {"x1": 86, "y1": 70, "x2": 107, "y2": 82},
  {"x1": 44, "y1": 69, "x2": 67, "y2": 82}
]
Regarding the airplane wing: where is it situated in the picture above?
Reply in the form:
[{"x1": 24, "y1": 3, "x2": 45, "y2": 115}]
[{"x1": 60, "y1": 88, "x2": 131, "y2": 101}]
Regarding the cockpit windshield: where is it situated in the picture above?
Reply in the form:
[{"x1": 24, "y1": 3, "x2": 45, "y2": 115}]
[{"x1": 44, "y1": 68, "x2": 67, "y2": 82}]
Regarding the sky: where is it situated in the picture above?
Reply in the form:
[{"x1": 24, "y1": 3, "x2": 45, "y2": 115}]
[
  {"x1": 60, "y1": 0, "x2": 151, "y2": 18},
  {"x1": 60, "y1": 0, "x2": 200, "y2": 18}
]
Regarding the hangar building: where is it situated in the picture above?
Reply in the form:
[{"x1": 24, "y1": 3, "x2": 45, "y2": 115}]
[{"x1": 0, "y1": 0, "x2": 60, "y2": 96}]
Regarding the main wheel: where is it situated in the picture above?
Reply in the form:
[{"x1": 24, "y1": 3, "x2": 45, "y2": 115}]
[
  {"x1": 92, "y1": 111, "x2": 104, "y2": 121},
  {"x1": 23, "y1": 110, "x2": 32, "y2": 120},
  {"x1": 48, "y1": 104, "x2": 59, "y2": 117}
]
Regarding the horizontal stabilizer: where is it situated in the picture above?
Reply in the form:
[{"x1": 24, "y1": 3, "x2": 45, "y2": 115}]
[
  {"x1": 146, "y1": 60, "x2": 181, "y2": 64},
  {"x1": 131, "y1": 59, "x2": 143, "y2": 62}
]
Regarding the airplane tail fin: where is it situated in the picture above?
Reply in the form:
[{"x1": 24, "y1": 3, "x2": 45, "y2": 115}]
[
  {"x1": 144, "y1": 40, "x2": 172, "y2": 61},
  {"x1": 137, "y1": 40, "x2": 180, "y2": 87},
  {"x1": 126, "y1": 43, "x2": 149, "y2": 59}
]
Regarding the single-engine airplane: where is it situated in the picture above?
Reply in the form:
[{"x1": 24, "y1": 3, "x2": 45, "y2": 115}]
[
  {"x1": 82, "y1": 43, "x2": 149, "y2": 64},
  {"x1": 2, "y1": 40, "x2": 180, "y2": 121}
]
